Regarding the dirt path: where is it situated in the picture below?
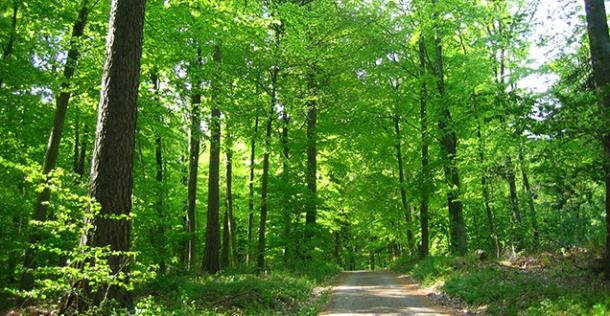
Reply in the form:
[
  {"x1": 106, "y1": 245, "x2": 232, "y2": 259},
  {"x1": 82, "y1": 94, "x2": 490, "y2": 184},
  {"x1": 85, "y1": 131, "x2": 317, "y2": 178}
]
[{"x1": 319, "y1": 271, "x2": 452, "y2": 316}]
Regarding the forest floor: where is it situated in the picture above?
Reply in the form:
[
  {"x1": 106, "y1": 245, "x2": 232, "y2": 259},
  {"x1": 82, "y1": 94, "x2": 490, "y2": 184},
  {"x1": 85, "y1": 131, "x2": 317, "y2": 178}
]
[
  {"x1": 392, "y1": 249, "x2": 610, "y2": 315},
  {"x1": 319, "y1": 270, "x2": 451, "y2": 315}
]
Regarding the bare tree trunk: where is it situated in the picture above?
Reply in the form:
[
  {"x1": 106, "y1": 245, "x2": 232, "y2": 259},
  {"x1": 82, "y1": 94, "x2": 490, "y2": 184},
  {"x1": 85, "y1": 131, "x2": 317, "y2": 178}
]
[
  {"x1": 583, "y1": 0, "x2": 610, "y2": 276},
  {"x1": 61, "y1": 0, "x2": 146, "y2": 310},
  {"x1": 418, "y1": 38, "x2": 430, "y2": 258},
  {"x1": 281, "y1": 106, "x2": 292, "y2": 263},
  {"x1": 203, "y1": 44, "x2": 222, "y2": 274},
  {"x1": 19, "y1": 0, "x2": 91, "y2": 299},
  {"x1": 151, "y1": 71, "x2": 166, "y2": 273},
  {"x1": 222, "y1": 129, "x2": 236, "y2": 269}
]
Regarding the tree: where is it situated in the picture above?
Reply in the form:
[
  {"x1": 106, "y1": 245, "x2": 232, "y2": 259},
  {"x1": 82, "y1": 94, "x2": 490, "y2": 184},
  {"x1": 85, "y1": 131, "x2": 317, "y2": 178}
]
[
  {"x1": 61, "y1": 0, "x2": 146, "y2": 310},
  {"x1": 583, "y1": 0, "x2": 610, "y2": 276}
]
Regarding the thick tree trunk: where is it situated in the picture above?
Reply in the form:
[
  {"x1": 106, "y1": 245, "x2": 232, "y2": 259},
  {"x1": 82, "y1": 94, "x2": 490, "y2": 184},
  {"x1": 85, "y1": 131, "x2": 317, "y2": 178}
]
[
  {"x1": 418, "y1": 38, "x2": 430, "y2": 258},
  {"x1": 257, "y1": 68, "x2": 277, "y2": 273},
  {"x1": 393, "y1": 112, "x2": 416, "y2": 255},
  {"x1": 61, "y1": 0, "x2": 146, "y2": 310},
  {"x1": 185, "y1": 59, "x2": 202, "y2": 272},
  {"x1": 519, "y1": 149, "x2": 539, "y2": 249},
  {"x1": 247, "y1": 113, "x2": 259, "y2": 266},
  {"x1": 203, "y1": 44, "x2": 223, "y2": 274},
  {"x1": 0, "y1": 0, "x2": 18, "y2": 89},
  {"x1": 19, "y1": 0, "x2": 91, "y2": 298},
  {"x1": 583, "y1": 0, "x2": 610, "y2": 276},
  {"x1": 305, "y1": 73, "x2": 317, "y2": 236},
  {"x1": 432, "y1": 0, "x2": 467, "y2": 256}
]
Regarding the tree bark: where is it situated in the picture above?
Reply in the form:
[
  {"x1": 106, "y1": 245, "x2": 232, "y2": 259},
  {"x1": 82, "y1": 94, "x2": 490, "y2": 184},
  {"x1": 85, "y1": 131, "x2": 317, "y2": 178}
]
[
  {"x1": 506, "y1": 157, "x2": 524, "y2": 250},
  {"x1": 257, "y1": 67, "x2": 278, "y2": 273},
  {"x1": 432, "y1": 0, "x2": 467, "y2": 256},
  {"x1": 418, "y1": 38, "x2": 430, "y2": 258},
  {"x1": 281, "y1": 104, "x2": 292, "y2": 262},
  {"x1": 583, "y1": 0, "x2": 610, "y2": 275},
  {"x1": 222, "y1": 129, "x2": 236, "y2": 269},
  {"x1": 185, "y1": 52, "x2": 202, "y2": 272},
  {"x1": 19, "y1": 0, "x2": 91, "y2": 298},
  {"x1": 393, "y1": 112, "x2": 416, "y2": 255},
  {"x1": 62, "y1": 0, "x2": 146, "y2": 310},
  {"x1": 203, "y1": 44, "x2": 222, "y2": 274}
]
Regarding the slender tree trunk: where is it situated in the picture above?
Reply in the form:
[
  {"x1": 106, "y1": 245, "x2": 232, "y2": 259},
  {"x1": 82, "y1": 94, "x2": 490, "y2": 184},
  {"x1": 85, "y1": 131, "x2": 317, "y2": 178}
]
[
  {"x1": 393, "y1": 112, "x2": 416, "y2": 255},
  {"x1": 61, "y1": 0, "x2": 145, "y2": 310},
  {"x1": 185, "y1": 55, "x2": 202, "y2": 272},
  {"x1": 19, "y1": 0, "x2": 91, "y2": 298},
  {"x1": 477, "y1": 122, "x2": 500, "y2": 257},
  {"x1": 0, "y1": 0, "x2": 18, "y2": 89},
  {"x1": 281, "y1": 107, "x2": 292, "y2": 262},
  {"x1": 583, "y1": 0, "x2": 610, "y2": 277},
  {"x1": 519, "y1": 148, "x2": 539, "y2": 249},
  {"x1": 257, "y1": 67, "x2": 277, "y2": 273},
  {"x1": 506, "y1": 157, "x2": 524, "y2": 250},
  {"x1": 222, "y1": 129, "x2": 236, "y2": 269},
  {"x1": 418, "y1": 39, "x2": 430, "y2": 258},
  {"x1": 432, "y1": 0, "x2": 467, "y2": 256},
  {"x1": 203, "y1": 44, "x2": 222, "y2": 274},
  {"x1": 151, "y1": 72, "x2": 166, "y2": 273},
  {"x1": 305, "y1": 73, "x2": 317, "y2": 237},
  {"x1": 247, "y1": 113, "x2": 259, "y2": 266}
]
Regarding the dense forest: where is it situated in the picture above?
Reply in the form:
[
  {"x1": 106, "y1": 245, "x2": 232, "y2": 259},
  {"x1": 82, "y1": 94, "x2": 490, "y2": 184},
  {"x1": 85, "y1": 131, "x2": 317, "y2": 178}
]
[{"x1": 1, "y1": 0, "x2": 610, "y2": 315}]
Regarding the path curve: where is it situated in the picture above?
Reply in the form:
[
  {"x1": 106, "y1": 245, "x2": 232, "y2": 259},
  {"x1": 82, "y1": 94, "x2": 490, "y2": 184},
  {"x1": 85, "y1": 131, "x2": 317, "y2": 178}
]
[{"x1": 319, "y1": 270, "x2": 452, "y2": 316}]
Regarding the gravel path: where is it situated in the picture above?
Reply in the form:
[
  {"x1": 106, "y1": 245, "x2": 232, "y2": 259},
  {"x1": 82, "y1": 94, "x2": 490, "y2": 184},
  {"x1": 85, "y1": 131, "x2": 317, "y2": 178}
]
[{"x1": 319, "y1": 270, "x2": 452, "y2": 316}]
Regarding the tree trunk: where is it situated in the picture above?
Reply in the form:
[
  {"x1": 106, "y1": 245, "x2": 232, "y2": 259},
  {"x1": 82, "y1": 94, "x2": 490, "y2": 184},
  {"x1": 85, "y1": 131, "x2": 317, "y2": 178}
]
[
  {"x1": 432, "y1": 0, "x2": 467, "y2": 256},
  {"x1": 477, "y1": 122, "x2": 500, "y2": 257},
  {"x1": 61, "y1": 0, "x2": 145, "y2": 310},
  {"x1": 418, "y1": 38, "x2": 430, "y2": 258},
  {"x1": 222, "y1": 129, "x2": 236, "y2": 269},
  {"x1": 203, "y1": 44, "x2": 222, "y2": 274},
  {"x1": 305, "y1": 73, "x2": 317, "y2": 237},
  {"x1": 506, "y1": 157, "x2": 524, "y2": 250},
  {"x1": 247, "y1": 113, "x2": 259, "y2": 266},
  {"x1": 185, "y1": 53, "x2": 202, "y2": 272},
  {"x1": 519, "y1": 148, "x2": 539, "y2": 250},
  {"x1": 19, "y1": 0, "x2": 91, "y2": 298},
  {"x1": 281, "y1": 104, "x2": 292, "y2": 262},
  {"x1": 583, "y1": 0, "x2": 610, "y2": 277},
  {"x1": 393, "y1": 112, "x2": 416, "y2": 255},
  {"x1": 257, "y1": 67, "x2": 277, "y2": 273},
  {"x1": 152, "y1": 72, "x2": 166, "y2": 273},
  {"x1": 0, "y1": 0, "x2": 18, "y2": 89}
]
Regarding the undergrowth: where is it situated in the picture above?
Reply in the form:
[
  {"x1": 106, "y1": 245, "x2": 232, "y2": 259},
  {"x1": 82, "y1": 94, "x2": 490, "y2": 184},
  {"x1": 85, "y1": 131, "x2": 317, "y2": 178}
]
[{"x1": 392, "y1": 251, "x2": 610, "y2": 315}]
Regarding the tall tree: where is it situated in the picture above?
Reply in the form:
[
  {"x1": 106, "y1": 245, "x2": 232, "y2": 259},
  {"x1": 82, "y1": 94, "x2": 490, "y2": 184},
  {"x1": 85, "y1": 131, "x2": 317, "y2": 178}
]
[
  {"x1": 393, "y1": 109, "x2": 416, "y2": 255},
  {"x1": 203, "y1": 44, "x2": 222, "y2": 274},
  {"x1": 185, "y1": 51, "x2": 202, "y2": 272},
  {"x1": 62, "y1": 0, "x2": 146, "y2": 309},
  {"x1": 418, "y1": 38, "x2": 430, "y2": 258},
  {"x1": 19, "y1": 0, "x2": 91, "y2": 297},
  {"x1": 432, "y1": 0, "x2": 467, "y2": 255},
  {"x1": 583, "y1": 0, "x2": 610, "y2": 276}
]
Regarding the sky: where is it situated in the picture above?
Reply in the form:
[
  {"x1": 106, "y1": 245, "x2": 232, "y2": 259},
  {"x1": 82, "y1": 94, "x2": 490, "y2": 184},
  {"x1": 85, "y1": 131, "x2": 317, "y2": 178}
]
[{"x1": 520, "y1": 0, "x2": 610, "y2": 92}]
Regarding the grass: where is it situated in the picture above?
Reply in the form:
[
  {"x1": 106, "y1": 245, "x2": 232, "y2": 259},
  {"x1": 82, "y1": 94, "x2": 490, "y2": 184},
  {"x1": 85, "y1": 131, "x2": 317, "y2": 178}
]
[{"x1": 392, "y1": 250, "x2": 610, "y2": 315}]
